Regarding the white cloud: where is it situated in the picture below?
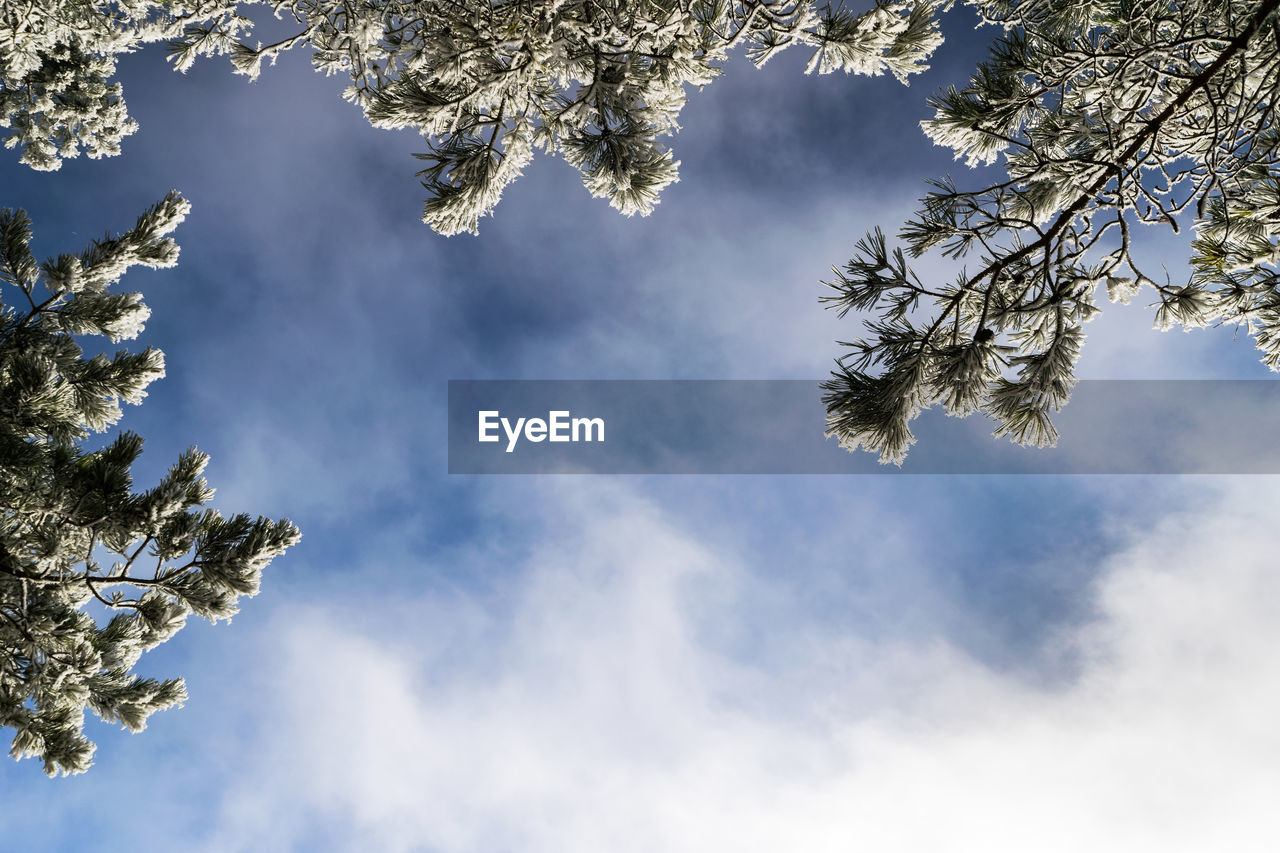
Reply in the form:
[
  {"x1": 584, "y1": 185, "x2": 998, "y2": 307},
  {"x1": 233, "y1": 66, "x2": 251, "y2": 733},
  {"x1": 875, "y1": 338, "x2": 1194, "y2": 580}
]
[{"x1": 188, "y1": 477, "x2": 1280, "y2": 853}]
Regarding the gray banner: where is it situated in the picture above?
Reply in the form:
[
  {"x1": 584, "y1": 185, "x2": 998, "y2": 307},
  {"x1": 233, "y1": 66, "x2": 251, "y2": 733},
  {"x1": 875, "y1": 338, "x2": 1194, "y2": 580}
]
[{"x1": 447, "y1": 380, "x2": 1280, "y2": 474}]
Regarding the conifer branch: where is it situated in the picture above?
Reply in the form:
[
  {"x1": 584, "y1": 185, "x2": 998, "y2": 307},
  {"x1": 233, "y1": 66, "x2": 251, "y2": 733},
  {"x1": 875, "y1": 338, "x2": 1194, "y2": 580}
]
[
  {"x1": 825, "y1": 0, "x2": 1280, "y2": 463},
  {"x1": 0, "y1": 198, "x2": 299, "y2": 776}
]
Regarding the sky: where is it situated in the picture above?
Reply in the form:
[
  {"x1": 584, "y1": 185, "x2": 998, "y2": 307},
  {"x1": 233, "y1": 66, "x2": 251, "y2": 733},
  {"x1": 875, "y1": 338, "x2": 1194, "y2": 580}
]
[{"x1": 4, "y1": 5, "x2": 1280, "y2": 851}]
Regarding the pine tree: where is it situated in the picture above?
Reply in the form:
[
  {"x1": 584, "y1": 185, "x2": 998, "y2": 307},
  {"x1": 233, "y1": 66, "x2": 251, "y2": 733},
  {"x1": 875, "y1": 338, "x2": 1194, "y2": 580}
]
[
  {"x1": 0, "y1": 1, "x2": 249, "y2": 169},
  {"x1": 0, "y1": 192, "x2": 300, "y2": 776},
  {"x1": 823, "y1": 0, "x2": 1280, "y2": 463},
  {"x1": 2, "y1": 0, "x2": 943, "y2": 234}
]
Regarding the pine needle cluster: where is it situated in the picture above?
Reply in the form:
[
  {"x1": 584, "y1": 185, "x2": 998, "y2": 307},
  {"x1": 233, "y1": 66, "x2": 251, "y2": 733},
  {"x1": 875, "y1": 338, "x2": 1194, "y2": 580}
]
[
  {"x1": 824, "y1": 0, "x2": 1280, "y2": 462},
  {"x1": 2, "y1": 0, "x2": 943, "y2": 233},
  {"x1": 0, "y1": 194, "x2": 299, "y2": 775}
]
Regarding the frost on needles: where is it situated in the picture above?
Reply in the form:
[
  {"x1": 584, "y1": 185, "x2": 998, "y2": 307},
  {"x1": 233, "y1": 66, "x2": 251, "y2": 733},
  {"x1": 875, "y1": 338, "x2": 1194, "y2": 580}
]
[
  {"x1": 823, "y1": 0, "x2": 1280, "y2": 464},
  {"x1": 0, "y1": 192, "x2": 300, "y2": 776},
  {"x1": 0, "y1": 0, "x2": 943, "y2": 234}
]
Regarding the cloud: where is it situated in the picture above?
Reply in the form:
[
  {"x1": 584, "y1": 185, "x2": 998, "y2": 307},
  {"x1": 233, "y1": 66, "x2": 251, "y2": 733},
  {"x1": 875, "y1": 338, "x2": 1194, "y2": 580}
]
[{"x1": 190, "y1": 477, "x2": 1280, "y2": 853}]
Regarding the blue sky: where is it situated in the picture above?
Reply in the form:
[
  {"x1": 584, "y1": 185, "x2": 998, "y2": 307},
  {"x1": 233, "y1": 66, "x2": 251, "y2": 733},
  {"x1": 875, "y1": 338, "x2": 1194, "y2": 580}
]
[{"x1": 4, "y1": 6, "x2": 1280, "y2": 850}]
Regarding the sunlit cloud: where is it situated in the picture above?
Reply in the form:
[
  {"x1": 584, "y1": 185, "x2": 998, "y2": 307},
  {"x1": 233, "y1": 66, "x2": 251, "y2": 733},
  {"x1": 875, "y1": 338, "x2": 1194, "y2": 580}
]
[{"x1": 187, "y1": 477, "x2": 1280, "y2": 853}]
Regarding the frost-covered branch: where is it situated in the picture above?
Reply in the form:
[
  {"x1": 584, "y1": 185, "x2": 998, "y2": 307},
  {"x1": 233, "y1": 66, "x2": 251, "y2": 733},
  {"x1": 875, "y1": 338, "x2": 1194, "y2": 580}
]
[
  {"x1": 0, "y1": 193, "x2": 299, "y2": 776},
  {"x1": 1, "y1": 0, "x2": 944, "y2": 233},
  {"x1": 824, "y1": 0, "x2": 1280, "y2": 463},
  {"x1": 244, "y1": 0, "x2": 944, "y2": 233}
]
